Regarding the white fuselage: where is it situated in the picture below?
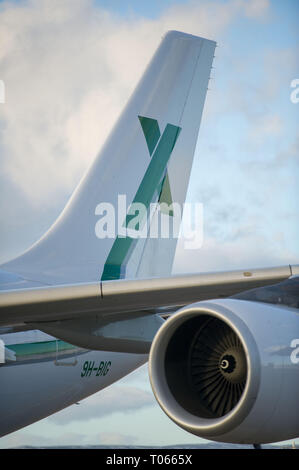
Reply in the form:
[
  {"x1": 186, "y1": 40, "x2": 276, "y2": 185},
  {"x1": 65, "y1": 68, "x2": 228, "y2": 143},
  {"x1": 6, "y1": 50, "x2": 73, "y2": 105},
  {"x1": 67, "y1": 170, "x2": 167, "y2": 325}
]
[{"x1": 0, "y1": 330, "x2": 148, "y2": 437}]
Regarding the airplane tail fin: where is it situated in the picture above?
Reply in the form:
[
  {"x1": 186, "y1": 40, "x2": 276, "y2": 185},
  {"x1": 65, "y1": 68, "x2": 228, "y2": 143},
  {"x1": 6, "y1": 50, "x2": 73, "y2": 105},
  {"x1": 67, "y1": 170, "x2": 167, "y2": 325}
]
[{"x1": 3, "y1": 31, "x2": 216, "y2": 284}]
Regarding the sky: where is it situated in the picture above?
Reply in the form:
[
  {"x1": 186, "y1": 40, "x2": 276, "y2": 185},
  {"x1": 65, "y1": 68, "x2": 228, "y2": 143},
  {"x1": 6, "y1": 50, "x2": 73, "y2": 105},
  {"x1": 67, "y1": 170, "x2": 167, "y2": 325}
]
[{"x1": 0, "y1": 0, "x2": 298, "y2": 448}]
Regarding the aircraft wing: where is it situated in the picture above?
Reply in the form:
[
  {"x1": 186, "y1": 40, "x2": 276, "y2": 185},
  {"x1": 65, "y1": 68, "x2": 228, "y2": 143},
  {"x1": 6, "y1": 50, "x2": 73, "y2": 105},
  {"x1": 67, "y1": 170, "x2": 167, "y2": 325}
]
[{"x1": 1, "y1": 264, "x2": 297, "y2": 330}]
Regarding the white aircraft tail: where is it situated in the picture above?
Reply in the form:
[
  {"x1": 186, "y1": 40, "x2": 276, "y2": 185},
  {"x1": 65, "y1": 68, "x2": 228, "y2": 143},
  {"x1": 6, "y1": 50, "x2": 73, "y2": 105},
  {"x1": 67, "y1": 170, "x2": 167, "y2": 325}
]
[{"x1": 3, "y1": 31, "x2": 216, "y2": 285}]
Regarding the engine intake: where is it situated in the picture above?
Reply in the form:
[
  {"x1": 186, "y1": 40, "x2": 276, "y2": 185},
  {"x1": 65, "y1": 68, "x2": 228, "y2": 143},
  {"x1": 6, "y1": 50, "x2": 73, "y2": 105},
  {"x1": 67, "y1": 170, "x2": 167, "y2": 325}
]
[
  {"x1": 165, "y1": 315, "x2": 247, "y2": 420},
  {"x1": 149, "y1": 299, "x2": 299, "y2": 444}
]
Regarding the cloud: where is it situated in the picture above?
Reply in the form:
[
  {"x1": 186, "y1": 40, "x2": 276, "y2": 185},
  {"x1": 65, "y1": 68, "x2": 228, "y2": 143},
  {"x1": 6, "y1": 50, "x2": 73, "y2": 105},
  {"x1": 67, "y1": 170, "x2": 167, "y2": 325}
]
[
  {"x1": 0, "y1": 429, "x2": 90, "y2": 448},
  {"x1": 2, "y1": 0, "x2": 297, "y2": 271},
  {"x1": 248, "y1": 113, "x2": 284, "y2": 145},
  {"x1": 173, "y1": 228, "x2": 298, "y2": 274},
  {"x1": 97, "y1": 432, "x2": 137, "y2": 446},
  {"x1": 242, "y1": 0, "x2": 270, "y2": 19},
  {"x1": 0, "y1": 430, "x2": 125, "y2": 448},
  {"x1": 0, "y1": 430, "x2": 137, "y2": 448},
  {"x1": 0, "y1": 0, "x2": 270, "y2": 205},
  {"x1": 246, "y1": 112, "x2": 285, "y2": 149},
  {"x1": 48, "y1": 385, "x2": 154, "y2": 425},
  {"x1": 0, "y1": 1, "x2": 296, "y2": 266},
  {"x1": 0, "y1": 0, "x2": 275, "y2": 263},
  {"x1": 209, "y1": 45, "x2": 298, "y2": 125}
]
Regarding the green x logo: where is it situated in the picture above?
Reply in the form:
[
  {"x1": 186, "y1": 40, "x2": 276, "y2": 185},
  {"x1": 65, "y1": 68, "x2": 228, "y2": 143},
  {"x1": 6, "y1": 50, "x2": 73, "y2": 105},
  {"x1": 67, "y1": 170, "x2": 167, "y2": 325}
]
[{"x1": 101, "y1": 116, "x2": 181, "y2": 281}]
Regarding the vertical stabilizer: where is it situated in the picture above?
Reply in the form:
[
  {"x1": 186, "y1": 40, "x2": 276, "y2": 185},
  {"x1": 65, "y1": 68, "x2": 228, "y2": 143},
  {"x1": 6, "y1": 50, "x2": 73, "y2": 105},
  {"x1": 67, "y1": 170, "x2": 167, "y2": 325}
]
[{"x1": 2, "y1": 31, "x2": 216, "y2": 284}]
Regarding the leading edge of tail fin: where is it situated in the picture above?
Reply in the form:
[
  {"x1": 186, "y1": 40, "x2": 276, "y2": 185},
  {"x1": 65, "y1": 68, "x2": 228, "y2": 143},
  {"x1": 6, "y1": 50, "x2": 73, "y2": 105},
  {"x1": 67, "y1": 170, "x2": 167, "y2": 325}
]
[{"x1": 3, "y1": 31, "x2": 216, "y2": 285}]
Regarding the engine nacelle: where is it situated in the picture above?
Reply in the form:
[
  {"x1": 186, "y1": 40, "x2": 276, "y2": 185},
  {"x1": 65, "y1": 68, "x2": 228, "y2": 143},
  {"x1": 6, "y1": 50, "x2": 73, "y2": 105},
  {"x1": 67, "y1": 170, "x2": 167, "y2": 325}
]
[{"x1": 149, "y1": 299, "x2": 299, "y2": 444}]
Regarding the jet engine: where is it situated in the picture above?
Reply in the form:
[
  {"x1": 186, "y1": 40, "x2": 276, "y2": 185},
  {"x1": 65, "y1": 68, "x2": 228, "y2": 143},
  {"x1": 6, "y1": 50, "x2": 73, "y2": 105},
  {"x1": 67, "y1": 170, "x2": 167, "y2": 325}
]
[{"x1": 149, "y1": 298, "x2": 299, "y2": 444}]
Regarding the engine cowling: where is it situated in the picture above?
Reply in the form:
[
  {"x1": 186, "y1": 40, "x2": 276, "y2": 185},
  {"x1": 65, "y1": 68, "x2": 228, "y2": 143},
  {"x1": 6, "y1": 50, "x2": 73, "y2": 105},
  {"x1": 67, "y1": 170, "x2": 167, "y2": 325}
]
[{"x1": 149, "y1": 298, "x2": 299, "y2": 444}]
